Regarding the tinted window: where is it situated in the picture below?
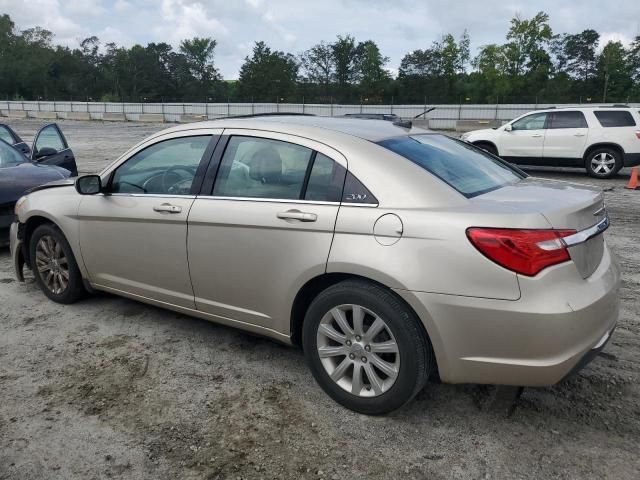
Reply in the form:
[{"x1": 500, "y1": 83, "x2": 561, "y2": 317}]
[
  {"x1": 594, "y1": 110, "x2": 637, "y2": 127},
  {"x1": 0, "y1": 139, "x2": 26, "y2": 167},
  {"x1": 111, "y1": 135, "x2": 211, "y2": 194},
  {"x1": 511, "y1": 113, "x2": 547, "y2": 130},
  {"x1": 548, "y1": 111, "x2": 587, "y2": 129},
  {"x1": 214, "y1": 136, "x2": 313, "y2": 200},
  {"x1": 35, "y1": 124, "x2": 65, "y2": 153},
  {"x1": 0, "y1": 126, "x2": 14, "y2": 144},
  {"x1": 378, "y1": 135, "x2": 524, "y2": 198},
  {"x1": 304, "y1": 153, "x2": 346, "y2": 202}
]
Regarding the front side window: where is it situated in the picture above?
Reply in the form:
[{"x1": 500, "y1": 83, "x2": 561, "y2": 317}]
[
  {"x1": 511, "y1": 113, "x2": 547, "y2": 131},
  {"x1": 35, "y1": 124, "x2": 65, "y2": 153},
  {"x1": 378, "y1": 134, "x2": 524, "y2": 198},
  {"x1": 0, "y1": 139, "x2": 26, "y2": 167},
  {"x1": 213, "y1": 136, "x2": 313, "y2": 200},
  {"x1": 594, "y1": 110, "x2": 637, "y2": 127},
  {"x1": 548, "y1": 111, "x2": 588, "y2": 129},
  {"x1": 110, "y1": 135, "x2": 211, "y2": 195}
]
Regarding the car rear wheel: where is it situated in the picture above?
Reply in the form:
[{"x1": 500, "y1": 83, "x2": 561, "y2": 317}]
[
  {"x1": 302, "y1": 279, "x2": 432, "y2": 414},
  {"x1": 586, "y1": 148, "x2": 622, "y2": 178},
  {"x1": 30, "y1": 223, "x2": 85, "y2": 304}
]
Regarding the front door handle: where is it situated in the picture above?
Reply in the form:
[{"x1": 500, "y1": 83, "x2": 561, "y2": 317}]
[
  {"x1": 153, "y1": 203, "x2": 182, "y2": 214},
  {"x1": 531, "y1": 133, "x2": 543, "y2": 138},
  {"x1": 277, "y1": 210, "x2": 317, "y2": 222},
  {"x1": 574, "y1": 133, "x2": 586, "y2": 137}
]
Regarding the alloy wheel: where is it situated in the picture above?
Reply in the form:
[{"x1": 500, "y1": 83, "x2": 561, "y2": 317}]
[
  {"x1": 35, "y1": 235, "x2": 69, "y2": 294},
  {"x1": 590, "y1": 152, "x2": 616, "y2": 175},
  {"x1": 316, "y1": 304, "x2": 400, "y2": 397}
]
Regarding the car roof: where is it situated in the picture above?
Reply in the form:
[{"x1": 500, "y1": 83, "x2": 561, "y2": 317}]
[
  {"x1": 534, "y1": 106, "x2": 638, "y2": 113},
  {"x1": 153, "y1": 115, "x2": 429, "y2": 143}
]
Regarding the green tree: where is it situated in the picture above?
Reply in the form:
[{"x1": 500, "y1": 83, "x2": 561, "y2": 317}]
[
  {"x1": 299, "y1": 41, "x2": 334, "y2": 96},
  {"x1": 356, "y1": 40, "x2": 390, "y2": 100},
  {"x1": 597, "y1": 41, "x2": 632, "y2": 102},
  {"x1": 237, "y1": 41, "x2": 299, "y2": 101}
]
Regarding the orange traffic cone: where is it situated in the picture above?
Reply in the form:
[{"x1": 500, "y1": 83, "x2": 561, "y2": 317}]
[{"x1": 625, "y1": 167, "x2": 638, "y2": 190}]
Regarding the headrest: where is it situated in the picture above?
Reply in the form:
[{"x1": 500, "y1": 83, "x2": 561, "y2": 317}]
[{"x1": 249, "y1": 146, "x2": 282, "y2": 183}]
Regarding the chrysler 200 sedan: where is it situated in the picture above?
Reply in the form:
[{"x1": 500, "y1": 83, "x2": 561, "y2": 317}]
[{"x1": 10, "y1": 116, "x2": 619, "y2": 414}]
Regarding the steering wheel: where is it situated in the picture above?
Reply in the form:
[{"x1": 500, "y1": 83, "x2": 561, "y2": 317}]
[{"x1": 161, "y1": 165, "x2": 194, "y2": 193}]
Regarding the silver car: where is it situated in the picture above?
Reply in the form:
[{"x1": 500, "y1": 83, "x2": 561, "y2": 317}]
[{"x1": 10, "y1": 116, "x2": 620, "y2": 414}]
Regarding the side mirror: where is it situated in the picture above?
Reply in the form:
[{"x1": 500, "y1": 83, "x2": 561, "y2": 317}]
[
  {"x1": 76, "y1": 175, "x2": 102, "y2": 195},
  {"x1": 504, "y1": 124, "x2": 513, "y2": 132},
  {"x1": 33, "y1": 147, "x2": 57, "y2": 159}
]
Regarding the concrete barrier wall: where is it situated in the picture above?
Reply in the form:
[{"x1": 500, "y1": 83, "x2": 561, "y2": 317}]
[
  {"x1": 102, "y1": 113, "x2": 127, "y2": 122},
  {"x1": 138, "y1": 114, "x2": 164, "y2": 123},
  {"x1": 32, "y1": 111, "x2": 58, "y2": 120},
  {"x1": 3, "y1": 110, "x2": 27, "y2": 118},
  {"x1": 1, "y1": 101, "x2": 638, "y2": 129},
  {"x1": 455, "y1": 119, "x2": 502, "y2": 132},
  {"x1": 65, "y1": 112, "x2": 92, "y2": 121}
]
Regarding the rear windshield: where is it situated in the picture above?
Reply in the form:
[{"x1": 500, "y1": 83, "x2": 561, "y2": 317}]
[
  {"x1": 378, "y1": 134, "x2": 524, "y2": 198},
  {"x1": 594, "y1": 110, "x2": 637, "y2": 127}
]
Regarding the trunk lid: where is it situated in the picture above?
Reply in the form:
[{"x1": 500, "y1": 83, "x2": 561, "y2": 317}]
[{"x1": 474, "y1": 178, "x2": 607, "y2": 278}]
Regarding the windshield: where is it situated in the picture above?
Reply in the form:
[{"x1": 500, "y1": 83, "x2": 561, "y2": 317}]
[
  {"x1": 378, "y1": 134, "x2": 525, "y2": 197},
  {"x1": 0, "y1": 138, "x2": 27, "y2": 168}
]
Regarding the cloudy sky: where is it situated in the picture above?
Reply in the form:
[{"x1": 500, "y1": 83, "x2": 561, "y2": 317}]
[{"x1": 1, "y1": 0, "x2": 639, "y2": 78}]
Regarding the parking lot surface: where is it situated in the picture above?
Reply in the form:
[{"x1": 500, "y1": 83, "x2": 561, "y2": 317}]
[{"x1": 1, "y1": 119, "x2": 639, "y2": 479}]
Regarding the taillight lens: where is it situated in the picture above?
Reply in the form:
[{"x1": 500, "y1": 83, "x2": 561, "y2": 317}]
[
  {"x1": 466, "y1": 228, "x2": 576, "y2": 276},
  {"x1": 635, "y1": 131, "x2": 640, "y2": 140}
]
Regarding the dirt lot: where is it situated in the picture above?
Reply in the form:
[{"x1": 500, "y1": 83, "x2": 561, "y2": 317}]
[{"x1": 1, "y1": 119, "x2": 639, "y2": 480}]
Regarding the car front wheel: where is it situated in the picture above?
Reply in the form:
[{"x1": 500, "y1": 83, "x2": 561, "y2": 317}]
[
  {"x1": 586, "y1": 148, "x2": 622, "y2": 178},
  {"x1": 30, "y1": 223, "x2": 86, "y2": 304},
  {"x1": 302, "y1": 280, "x2": 432, "y2": 414}
]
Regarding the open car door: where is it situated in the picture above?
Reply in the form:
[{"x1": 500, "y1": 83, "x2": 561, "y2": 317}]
[
  {"x1": 0, "y1": 123, "x2": 31, "y2": 157},
  {"x1": 31, "y1": 123, "x2": 77, "y2": 176}
]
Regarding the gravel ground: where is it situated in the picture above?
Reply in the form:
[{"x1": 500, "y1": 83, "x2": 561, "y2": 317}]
[{"x1": 0, "y1": 118, "x2": 639, "y2": 480}]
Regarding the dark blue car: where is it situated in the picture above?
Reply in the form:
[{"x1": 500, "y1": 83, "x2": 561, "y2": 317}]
[{"x1": 0, "y1": 123, "x2": 77, "y2": 245}]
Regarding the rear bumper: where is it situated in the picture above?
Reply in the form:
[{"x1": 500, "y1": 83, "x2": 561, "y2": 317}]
[
  {"x1": 623, "y1": 152, "x2": 640, "y2": 167},
  {"x1": 396, "y1": 244, "x2": 620, "y2": 386}
]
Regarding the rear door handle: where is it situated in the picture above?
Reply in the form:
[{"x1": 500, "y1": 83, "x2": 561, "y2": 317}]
[
  {"x1": 531, "y1": 134, "x2": 543, "y2": 138},
  {"x1": 277, "y1": 210, "x2": 317, "y2": 222},
  {"x1": 574, "y1": 133, "x2": 586, "y2": 137},
  {"x1": 153, "y1": 203, "x2": 182, "y2": 213}
]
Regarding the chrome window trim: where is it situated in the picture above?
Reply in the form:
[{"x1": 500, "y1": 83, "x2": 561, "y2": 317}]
[
  {"x1": 195, "y1": 195, "x2": 378, "y2": 207},
  {"x1": 563, "y1": 216, "x2": 609, "y2": 247},
  {"x1": 96, "y1": 193, "x2": 197, "y2": 199}
]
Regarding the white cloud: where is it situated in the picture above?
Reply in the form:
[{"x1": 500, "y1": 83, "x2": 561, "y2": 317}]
[
  {"x1": 154, "y1": 0, "x2": 229, "y2": 45},
  {"x1": 114, "y1": 0, "x2": 134, "y2": 13}
]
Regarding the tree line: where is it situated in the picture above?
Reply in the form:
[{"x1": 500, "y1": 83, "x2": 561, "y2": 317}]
[{"x1": 1, "y1": 11, "x2": 639, "y2": 104}]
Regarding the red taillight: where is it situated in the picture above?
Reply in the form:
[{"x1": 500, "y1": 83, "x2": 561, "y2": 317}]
[
  {"x1": 635, "y1": 131, "x2": 640, "y2": 140},
  {"x1": 466, "y1": 228, "x2": 576, "y2": 276}
]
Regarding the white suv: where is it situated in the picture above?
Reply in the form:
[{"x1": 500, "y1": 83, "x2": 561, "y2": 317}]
[{"x1": 462, "y1": 107, "x2": 640, "y2": 178}]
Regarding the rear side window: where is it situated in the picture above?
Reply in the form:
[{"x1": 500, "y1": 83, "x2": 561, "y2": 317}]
[
  {"x1": 594, "y1": 111, "x2": 637, "y2": 127},
  {"x1": 378, "y1": 135, "x2": 524, "y2": 198},
  {"x1": 304, "y1": 153, "x2": 346, "y2": 202},
  {"x1": 214, "y1": 136, "x2": 313, "y2": 200},
  {"x1": 548, "y1": 111, "x2": 587, "y2": 129}
]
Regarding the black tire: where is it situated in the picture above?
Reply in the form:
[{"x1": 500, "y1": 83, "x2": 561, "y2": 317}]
[
  {"x1": 474, "y1": 142, "x2": 498, "y2": 156},
  {"x1": 585, "y1": 147, "x2": 622, "y2": 179},
  {"x1": 29, "y1": 223, "x2": 86, "y2": 304},
  {"x1": 302, "y1": 279, "x2": 432, "y2": 415}
]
